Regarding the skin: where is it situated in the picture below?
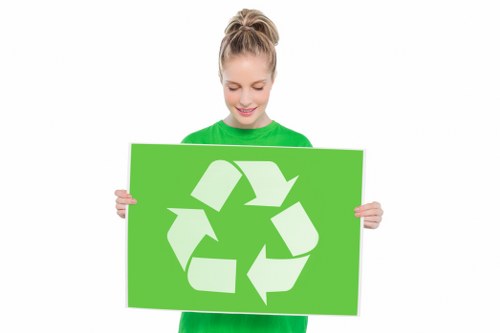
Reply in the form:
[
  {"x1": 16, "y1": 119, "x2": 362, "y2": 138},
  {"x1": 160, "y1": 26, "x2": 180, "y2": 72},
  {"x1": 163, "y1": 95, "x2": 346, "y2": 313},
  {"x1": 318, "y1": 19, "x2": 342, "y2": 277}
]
[
  {"x1": 221, "y1": 54, "x2": 274, "y2": 129},
  {"x1": 115, "y1": 53, "x2": 384, "y2": 229}
]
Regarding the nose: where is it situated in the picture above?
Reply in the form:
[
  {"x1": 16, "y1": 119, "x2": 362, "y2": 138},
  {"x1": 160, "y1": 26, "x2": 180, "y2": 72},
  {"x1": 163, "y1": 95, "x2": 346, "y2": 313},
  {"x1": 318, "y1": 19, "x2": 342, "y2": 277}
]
[{"x1": 239, "y1": 89, "x2": 252, "y2": 107}]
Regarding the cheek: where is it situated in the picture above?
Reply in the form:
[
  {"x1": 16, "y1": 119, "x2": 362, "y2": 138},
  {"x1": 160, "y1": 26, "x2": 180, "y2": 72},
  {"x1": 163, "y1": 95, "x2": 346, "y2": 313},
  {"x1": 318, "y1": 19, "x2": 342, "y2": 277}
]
[
  {"x1": 223, "y1": 91, "x2": 237, "y2": 106},
  {"x1": 256, "y1": 90, "x2": 271, "y2": 105}
]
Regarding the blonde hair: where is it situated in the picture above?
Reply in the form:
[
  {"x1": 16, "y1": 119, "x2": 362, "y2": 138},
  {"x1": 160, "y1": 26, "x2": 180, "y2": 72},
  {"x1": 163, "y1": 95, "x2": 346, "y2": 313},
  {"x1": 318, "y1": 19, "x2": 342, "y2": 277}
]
[{"x1": 218, "y1": 9, "x2": 279, "y2": 83}]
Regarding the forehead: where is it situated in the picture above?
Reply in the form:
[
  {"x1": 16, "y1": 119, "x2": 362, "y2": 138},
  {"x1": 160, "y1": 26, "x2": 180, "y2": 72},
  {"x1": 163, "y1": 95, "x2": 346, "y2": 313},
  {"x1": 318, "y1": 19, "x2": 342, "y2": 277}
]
[{"x1": 222, "y1": 54, "x2": 272, "y2": 84}]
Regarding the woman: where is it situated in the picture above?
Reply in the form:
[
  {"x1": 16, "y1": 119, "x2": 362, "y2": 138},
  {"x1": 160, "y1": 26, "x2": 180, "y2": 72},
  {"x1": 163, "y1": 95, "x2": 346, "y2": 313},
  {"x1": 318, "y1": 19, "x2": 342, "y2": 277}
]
[{"x1": 115, "y1": 8, "x2": 384, "y2": 333}]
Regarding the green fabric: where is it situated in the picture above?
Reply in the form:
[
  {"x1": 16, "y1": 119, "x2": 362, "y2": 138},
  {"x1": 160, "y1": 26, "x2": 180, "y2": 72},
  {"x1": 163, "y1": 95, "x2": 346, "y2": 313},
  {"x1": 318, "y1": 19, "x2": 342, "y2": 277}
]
[
  {"x1": 178, "y1": 119, "x2": 312, "y2": 333},
  {"x1": 181, "y1": 120, "x2": 312, "y2": 148}
]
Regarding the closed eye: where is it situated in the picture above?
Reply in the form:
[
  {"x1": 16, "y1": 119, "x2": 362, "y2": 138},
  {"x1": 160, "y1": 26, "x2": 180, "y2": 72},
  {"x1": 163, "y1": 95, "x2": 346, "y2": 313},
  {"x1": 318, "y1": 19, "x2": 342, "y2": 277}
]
[{"x1": 228, "y1": 87, "x2": 264, "y2": 91}]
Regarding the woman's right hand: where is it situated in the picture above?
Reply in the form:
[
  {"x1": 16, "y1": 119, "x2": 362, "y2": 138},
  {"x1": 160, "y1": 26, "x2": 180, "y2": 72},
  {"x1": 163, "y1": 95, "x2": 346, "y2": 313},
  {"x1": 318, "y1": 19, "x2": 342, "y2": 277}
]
[{"x1": 115, "y1": 189, "x2": 137, "y2": 218}]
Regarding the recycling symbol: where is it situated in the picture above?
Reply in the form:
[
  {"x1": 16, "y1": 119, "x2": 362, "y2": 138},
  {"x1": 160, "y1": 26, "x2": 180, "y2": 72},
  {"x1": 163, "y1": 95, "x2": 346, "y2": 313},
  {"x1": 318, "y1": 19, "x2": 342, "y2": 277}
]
[{"x1": 167, "y1": 160, "x2": 319, "y2": 304}]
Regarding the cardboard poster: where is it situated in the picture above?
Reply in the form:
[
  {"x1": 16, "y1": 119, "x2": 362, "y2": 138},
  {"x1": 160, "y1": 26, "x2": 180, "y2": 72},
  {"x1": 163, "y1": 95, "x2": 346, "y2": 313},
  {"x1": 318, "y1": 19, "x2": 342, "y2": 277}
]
[{"x1": 128, "y1": 143, "x2": 363, "y2": 316}]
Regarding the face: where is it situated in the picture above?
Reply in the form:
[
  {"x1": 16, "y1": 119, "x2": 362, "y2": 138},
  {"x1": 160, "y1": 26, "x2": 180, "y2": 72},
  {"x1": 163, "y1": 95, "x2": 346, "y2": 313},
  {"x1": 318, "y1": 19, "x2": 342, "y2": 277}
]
[{"x1": 221, "y1": 53, "x2": 274, "y2": 129}]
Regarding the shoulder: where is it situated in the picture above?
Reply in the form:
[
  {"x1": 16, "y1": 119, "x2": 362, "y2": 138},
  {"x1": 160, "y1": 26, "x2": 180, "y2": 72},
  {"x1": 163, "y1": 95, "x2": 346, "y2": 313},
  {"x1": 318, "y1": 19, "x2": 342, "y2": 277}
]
[
  {"x1": 274, "y1": 121, "x2": 313, "y2": 147},
  {"x1": 181, "y1": 123, "x2": 218, "y2": 144}
]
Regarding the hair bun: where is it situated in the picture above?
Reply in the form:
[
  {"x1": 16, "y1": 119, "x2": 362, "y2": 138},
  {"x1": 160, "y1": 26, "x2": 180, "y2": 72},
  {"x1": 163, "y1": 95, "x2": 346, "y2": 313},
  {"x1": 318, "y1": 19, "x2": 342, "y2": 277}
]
[
  {"x1": 219, "y1": 8, "x2": 279, "y2": 82},
  {"x1": 240, "y1": 25, "x2": 254, "y2": 31},
  {"x1": 225, "y1": 8, "x2": 279, "y2": 46}
]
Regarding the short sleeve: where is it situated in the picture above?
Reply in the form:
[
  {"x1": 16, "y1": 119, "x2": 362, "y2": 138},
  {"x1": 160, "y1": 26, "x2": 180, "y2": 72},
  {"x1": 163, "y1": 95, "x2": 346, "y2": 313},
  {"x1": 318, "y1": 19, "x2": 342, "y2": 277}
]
[{"x1": 302, "y1": 136, "x2": 313, "y2": 148}]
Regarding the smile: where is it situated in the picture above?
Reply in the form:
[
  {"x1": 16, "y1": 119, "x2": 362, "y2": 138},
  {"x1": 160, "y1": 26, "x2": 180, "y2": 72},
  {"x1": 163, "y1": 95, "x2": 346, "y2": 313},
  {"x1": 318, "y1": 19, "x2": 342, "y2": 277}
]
[{"x1": 237, "y1": 107, "x2": 257, "y2": 113}]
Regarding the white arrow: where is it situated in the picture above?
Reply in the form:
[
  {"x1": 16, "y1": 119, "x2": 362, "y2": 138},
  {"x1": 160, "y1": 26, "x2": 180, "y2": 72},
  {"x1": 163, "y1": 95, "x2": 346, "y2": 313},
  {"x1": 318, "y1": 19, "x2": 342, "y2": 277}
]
[
  {"x1": 247, "y1": 245, "x2": 309, "y2": 305},
  {"x1": 191, "y1": 160, "x2": 242, "y2": 212},
  {"x1": 271, "y1": 202, "x2": 319, "y2": 257},
  {"x1": 235, "y1": 161, "x2": 298, "y2": 207},
  {"x1": 167, "y1": 208, "x2": 218, "y2": 270},
  {"x1": 187, "y1": 257, "x2": 237, "y2": 293}
]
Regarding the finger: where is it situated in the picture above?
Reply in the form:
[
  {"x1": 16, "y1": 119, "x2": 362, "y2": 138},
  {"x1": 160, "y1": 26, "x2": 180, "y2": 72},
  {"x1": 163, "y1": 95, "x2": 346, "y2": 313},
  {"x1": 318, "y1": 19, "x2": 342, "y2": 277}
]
[
  {"x1": 116, "y1": 203, "x2": 128, "y2": 210},
  {"x1": 364, "y1": 221, "x2": 380, "y2": 229},
  {"x1": 115, "y1": 197, "x2": 137, "y2": 205},
  {"x1": 361, "y1": 201, "x2": 381, "y2": 210},
  {"x1": 115, "y1": 190, "x2": 133, "y2": 200},
  {"x1": 117, "y1": 209, "x2": 126, "y2": 219},
  {"x1": 115, "y1": 189, "x2": 128, "y2": 197},
  {"x1": 363, "y1": 215, "x2": 382, "y2": 223},
  {"x1": 358, "y1": 201, "x2": 381, "y2": 211},
  {"x1": 355, "y1": 208, "x2": 382, "y2": 217}
]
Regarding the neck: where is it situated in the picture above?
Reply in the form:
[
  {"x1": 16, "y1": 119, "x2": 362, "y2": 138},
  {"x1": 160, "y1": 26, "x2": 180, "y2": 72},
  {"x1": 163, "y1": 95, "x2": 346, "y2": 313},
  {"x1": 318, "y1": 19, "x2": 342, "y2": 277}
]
[{"x1": 223, "y1": 113, "x2": 272, "y2": 129}]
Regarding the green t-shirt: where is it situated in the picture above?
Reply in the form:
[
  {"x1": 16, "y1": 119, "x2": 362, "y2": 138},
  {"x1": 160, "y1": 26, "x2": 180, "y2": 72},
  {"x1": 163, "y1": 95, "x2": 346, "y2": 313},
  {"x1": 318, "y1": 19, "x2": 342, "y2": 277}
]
[{"x1": 179, "y1": 119, "x2": 312, "y2": 333}]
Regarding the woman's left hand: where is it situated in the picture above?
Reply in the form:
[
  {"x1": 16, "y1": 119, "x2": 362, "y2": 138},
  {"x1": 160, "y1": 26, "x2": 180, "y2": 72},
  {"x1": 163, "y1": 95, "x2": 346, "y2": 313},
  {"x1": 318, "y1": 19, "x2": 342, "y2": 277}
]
[{"x1": 354, "y1": 201, "x2": 384, "y2": 229}]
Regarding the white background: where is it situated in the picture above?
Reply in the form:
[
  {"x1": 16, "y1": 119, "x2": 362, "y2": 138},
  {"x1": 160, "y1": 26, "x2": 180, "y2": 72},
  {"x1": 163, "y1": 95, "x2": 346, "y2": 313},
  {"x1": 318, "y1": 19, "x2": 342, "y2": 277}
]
[{"x1": 1, "y1": 0, "x2": 499, "y2": 332}]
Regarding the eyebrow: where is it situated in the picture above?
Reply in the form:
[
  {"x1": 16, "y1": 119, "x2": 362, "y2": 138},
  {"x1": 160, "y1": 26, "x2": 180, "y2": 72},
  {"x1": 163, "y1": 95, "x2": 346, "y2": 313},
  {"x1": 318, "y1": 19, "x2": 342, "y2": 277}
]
[{"x1": 225, "y1": 80, "x2": 267, "y2": 85}]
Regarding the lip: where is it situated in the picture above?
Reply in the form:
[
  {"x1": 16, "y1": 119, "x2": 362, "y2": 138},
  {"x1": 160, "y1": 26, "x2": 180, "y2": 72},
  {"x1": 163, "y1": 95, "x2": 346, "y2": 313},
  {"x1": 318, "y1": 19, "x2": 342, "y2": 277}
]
[
  {"x1": 237, "y1": 107, "x2": 257, "y2": 112},
  {"x1": 236, "y1": 107, "x2": 257, "y2": 117}
]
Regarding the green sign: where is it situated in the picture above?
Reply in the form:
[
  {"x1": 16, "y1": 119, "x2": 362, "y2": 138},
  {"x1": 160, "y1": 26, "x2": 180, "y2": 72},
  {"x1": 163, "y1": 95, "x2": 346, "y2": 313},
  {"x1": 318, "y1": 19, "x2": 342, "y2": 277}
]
[{"x1": 128, "y1": 143, "x2": 363, "y2": 316}]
